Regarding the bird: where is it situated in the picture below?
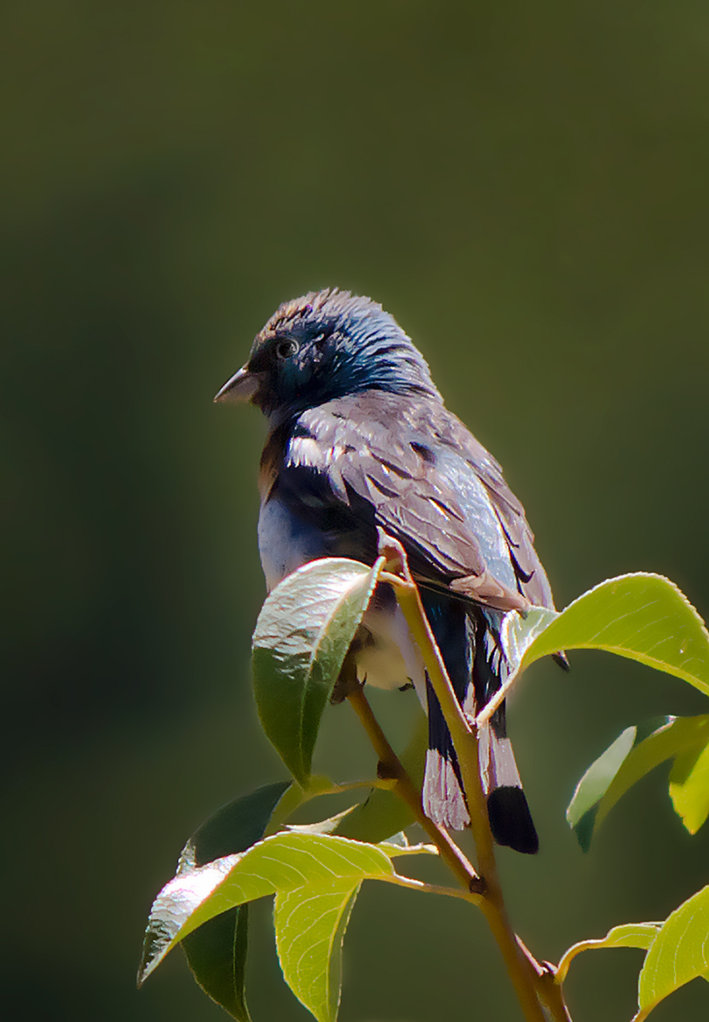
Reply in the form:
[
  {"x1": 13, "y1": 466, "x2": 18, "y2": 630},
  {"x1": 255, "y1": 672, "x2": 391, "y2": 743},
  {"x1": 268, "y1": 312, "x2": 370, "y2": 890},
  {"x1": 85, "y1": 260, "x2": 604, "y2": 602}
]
[{"x1": 215, "y1": 288, "x2": 560, "y2": 854}]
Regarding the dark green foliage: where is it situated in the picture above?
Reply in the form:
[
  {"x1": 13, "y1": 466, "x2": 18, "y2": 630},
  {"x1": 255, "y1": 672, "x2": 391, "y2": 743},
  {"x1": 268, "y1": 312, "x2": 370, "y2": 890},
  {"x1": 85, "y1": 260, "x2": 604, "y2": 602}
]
[
  {"x1": 141, "y1": 560, "x2": 709, "y2": 1021},
  {"x1": 252, "y1": 559, "x2": 382, "y2": 784}
]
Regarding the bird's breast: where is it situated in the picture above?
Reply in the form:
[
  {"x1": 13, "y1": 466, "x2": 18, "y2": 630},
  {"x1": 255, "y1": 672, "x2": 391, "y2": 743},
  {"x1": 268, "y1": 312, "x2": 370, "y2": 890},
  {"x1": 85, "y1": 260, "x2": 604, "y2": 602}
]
[
  {"x1": 257, "y1": 495, "x2": 331, "y2": 592},
  {"x1": 257, "y1": 491, "x2": 426, "y2": 701}
]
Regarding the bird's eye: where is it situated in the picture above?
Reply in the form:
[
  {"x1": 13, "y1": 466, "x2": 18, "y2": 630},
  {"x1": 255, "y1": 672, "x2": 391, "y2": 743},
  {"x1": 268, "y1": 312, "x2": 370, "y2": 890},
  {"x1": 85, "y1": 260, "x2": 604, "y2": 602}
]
[{"x1": 275, "y1": 338, "x2": 299, "y2": 359}]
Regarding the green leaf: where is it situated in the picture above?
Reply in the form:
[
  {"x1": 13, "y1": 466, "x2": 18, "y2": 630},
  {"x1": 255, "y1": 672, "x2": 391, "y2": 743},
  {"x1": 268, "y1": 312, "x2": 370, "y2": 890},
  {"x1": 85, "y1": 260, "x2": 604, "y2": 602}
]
[
  {"x1": 669, "y1": 739, "x2": 709, "y2": 834},
  {"x1": 502, "y1": 573, "x2": 709, "y2": 697},
  {"x1": 557, "y1": 889, "x2": 709, "y2": 1018},
  {"x1": 557, "y1": 922, "x2": 661, "y2": 984},
  {"x1": 140, "y1": 852, "x2": 244, "y2": 987},
  {"x1": 284, "y1": 807, "x2": 359, "y2": 835},
  {"x1": 275, "y1": 879, "x2": 361, "y2": 1022},
  {"x1": 139, "y1": 780, "x2": 290, "y2": 1019},
  {"x1": 179, "y1": 782, "x2": 292, "y2": 870},
  {"x1": 566, "y1": 724, "x2": 639, "y2": 850},
  {"x1": 264, "y1": 775, "x2": 340, "y2": 836},
  {"x1": 141, "y1": 831, "x2": 397, "y2": 1021},
  {"x1": 635, "y1": 885, "x2": 709, "y2": 1019},
  {"x1": 566, "y1": 716, "x2": 709, "y2": 849},
  {"x1": 182, "y1": 904, "x2": 251, "y2": 1021},
  {"x1": 252, "y1": 557, "x2": 383, "y2": 784},
  {"x1": 335, "y1": 710, "x2": 427, "y2": 844}
]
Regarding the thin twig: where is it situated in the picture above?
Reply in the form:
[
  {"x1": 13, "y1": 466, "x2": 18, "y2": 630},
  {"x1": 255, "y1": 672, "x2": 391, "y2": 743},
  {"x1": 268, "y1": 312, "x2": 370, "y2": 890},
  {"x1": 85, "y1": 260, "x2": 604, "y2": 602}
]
[
  {"x1": 475, "y1": 661, "x2": 522, "y2": 728},
  {"x1": 346, "y1": 685, "x2": 483, "y2": 898},
  {"x1": 383, "y1": 842, "x2": 439, "y2": 856},
  {"x1": 378, "y1": 873, "x2": 478, "y2": 903}
]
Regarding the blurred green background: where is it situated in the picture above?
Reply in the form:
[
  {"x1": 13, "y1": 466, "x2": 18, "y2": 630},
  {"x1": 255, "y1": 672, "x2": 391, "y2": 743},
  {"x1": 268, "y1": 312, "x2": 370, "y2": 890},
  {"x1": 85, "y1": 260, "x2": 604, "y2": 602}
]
[{"x1": 4, "y1": 2, "x2": 709, "y2": 1020}]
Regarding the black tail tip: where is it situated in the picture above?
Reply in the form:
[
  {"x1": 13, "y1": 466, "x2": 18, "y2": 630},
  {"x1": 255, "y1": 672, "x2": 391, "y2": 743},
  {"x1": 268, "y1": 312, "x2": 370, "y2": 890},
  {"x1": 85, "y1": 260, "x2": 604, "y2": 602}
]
[{"x1": 487, "y1": 787, "x2": 539, "y2": 855}]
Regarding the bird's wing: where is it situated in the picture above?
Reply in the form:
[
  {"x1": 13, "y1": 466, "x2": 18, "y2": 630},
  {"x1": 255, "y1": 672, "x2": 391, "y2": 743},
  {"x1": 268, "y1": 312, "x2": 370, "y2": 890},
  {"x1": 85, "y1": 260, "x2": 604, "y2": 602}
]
[
  {"x1": 284, "y1": 393, "x2": 551, "y2": 612},
  {"x1": 439, "y1": 414, "x2": 555, "y2": 610}
]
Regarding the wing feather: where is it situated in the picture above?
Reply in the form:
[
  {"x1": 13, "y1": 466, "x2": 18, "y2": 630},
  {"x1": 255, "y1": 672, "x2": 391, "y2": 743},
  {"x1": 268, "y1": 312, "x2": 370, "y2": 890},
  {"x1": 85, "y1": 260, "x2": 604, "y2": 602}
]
[{"x1": 282, "y1": 392, "x2": 554, "y2": 612}]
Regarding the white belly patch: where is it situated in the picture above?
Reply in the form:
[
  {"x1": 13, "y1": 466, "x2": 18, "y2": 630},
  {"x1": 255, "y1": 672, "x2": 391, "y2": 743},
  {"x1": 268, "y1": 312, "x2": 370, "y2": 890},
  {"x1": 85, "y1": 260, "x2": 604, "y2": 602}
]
[{"x1": 356, "y1": 602, "x2": 426, "y2": 706}]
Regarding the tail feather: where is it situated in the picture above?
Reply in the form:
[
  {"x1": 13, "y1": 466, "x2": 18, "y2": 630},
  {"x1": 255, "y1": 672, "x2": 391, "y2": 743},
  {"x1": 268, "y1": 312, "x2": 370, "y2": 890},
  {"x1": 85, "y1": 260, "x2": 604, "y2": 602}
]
[
  {"x1": 421, "y1": 598, "x2": 538, "y2": 854},
  {"x1": 478, "y1": 723, "x2": 538, "y2": 853},
  {"x1": 423, "y1": 745, "x2": 469, "y2": 831},
  {"x1": 487, "y1": 787, "x2": 538, "y2": 854}
]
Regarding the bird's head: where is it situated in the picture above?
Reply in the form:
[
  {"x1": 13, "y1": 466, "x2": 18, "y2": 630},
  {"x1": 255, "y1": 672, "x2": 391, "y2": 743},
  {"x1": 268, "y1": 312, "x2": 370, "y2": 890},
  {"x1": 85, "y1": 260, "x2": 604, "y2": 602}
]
[{"x1": 214, "y1": 288, "x2": 441, "y2": 421}]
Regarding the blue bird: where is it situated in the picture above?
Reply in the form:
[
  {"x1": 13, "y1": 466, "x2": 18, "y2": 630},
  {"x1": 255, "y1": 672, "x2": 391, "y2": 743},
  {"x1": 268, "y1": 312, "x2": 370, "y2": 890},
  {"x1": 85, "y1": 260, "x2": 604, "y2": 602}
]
[{"x1": 215, "y1": 288, "x2": 560, "y2": 854}]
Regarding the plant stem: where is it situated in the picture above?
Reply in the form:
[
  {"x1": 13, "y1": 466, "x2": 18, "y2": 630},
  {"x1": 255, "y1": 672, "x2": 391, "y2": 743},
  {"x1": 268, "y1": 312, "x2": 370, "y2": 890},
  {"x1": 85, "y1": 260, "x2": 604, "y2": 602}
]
[
  {"x1": 376, "y1": 538, "x2": 571, "y2": 1022},
  {"x1": 474, "y1": 663, "x2": 524, "y2": 727},
  {"x1": 379, "y1": 873, "x2": 478, "y2": 903},
  {"x1": 347, "y1": 685, "x2": 483, "y2": 898}
]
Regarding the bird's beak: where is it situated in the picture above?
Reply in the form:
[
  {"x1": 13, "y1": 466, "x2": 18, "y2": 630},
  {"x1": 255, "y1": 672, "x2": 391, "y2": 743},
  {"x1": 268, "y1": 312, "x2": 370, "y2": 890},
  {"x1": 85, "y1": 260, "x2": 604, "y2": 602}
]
[{"x1": 213, "y1": 365, "x2": 260, "y2": 404}]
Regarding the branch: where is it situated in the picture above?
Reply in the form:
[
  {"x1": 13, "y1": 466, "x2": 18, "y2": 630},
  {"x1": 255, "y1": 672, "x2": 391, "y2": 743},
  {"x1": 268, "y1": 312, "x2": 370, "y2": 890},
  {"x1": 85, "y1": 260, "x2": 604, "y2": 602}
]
[
  {"x1": 347, "y1": 685, "x2": 483, "y2": 898},
  {"x1": 375, "y1": 534, "x2": 571, "y2": 1022}
]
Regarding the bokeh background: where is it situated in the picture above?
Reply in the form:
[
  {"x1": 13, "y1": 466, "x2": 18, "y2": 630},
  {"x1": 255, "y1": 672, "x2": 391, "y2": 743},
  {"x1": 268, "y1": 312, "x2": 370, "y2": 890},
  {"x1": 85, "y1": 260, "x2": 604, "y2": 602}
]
[{"x1": 4, "y1": 3, "x2": 709, "y2": 1020}]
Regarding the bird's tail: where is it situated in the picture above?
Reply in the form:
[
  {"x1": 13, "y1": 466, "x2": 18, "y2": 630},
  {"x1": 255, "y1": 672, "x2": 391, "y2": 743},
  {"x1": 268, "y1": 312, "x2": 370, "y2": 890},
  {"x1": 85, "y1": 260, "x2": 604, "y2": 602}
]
[{"x1": 421, "y1": 602, "x2": 538, "y2": 855}]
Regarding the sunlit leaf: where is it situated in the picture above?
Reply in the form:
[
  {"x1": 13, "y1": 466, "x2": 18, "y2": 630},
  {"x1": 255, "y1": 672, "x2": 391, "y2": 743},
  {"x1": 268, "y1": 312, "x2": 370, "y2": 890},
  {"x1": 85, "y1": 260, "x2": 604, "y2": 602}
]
[
  {"x1": 669, "y1": 738, "x2": 709, "y2": 834},
  {"x1": 502, "y1": 573, "x2": 709, "y2": 697},
  {"x1": 140, "y1": 830, "x2": 397, "y2": 1020},
  {"x1": 139, "y1": 780, "x2": 289, "y2": 1019},
  {"x1": 635, "y1": 885, "x2": 709, "y2": 1019},
  {"x1": 557, "y1": 922, "x2": 661, "y2": 983},
  {"x1": 140, "y1": 852, "x2": 242, "y2": 986},
  {"x1": 252, "y1": 557, "x2": 383, "y2": 784},
  {"x1": 275, "y1": 879, "x2": 361, "y2": 1022},
  {"x1": 566, "y1": 725, "x2": 638, "y2": 850},
  {"x1": 181, "y1": 781, "x2": 290, "y2": 1019},
  {"x1": 566, "y1": 716, "x2": 709, "y2": 849}
]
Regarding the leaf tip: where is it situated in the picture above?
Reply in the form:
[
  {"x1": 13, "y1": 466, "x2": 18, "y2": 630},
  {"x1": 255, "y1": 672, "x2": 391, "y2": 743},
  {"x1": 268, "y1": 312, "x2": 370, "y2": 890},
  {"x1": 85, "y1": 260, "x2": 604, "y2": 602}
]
[{"x1": 136, "y1": 945, "x2": 156, "y2": 988}]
